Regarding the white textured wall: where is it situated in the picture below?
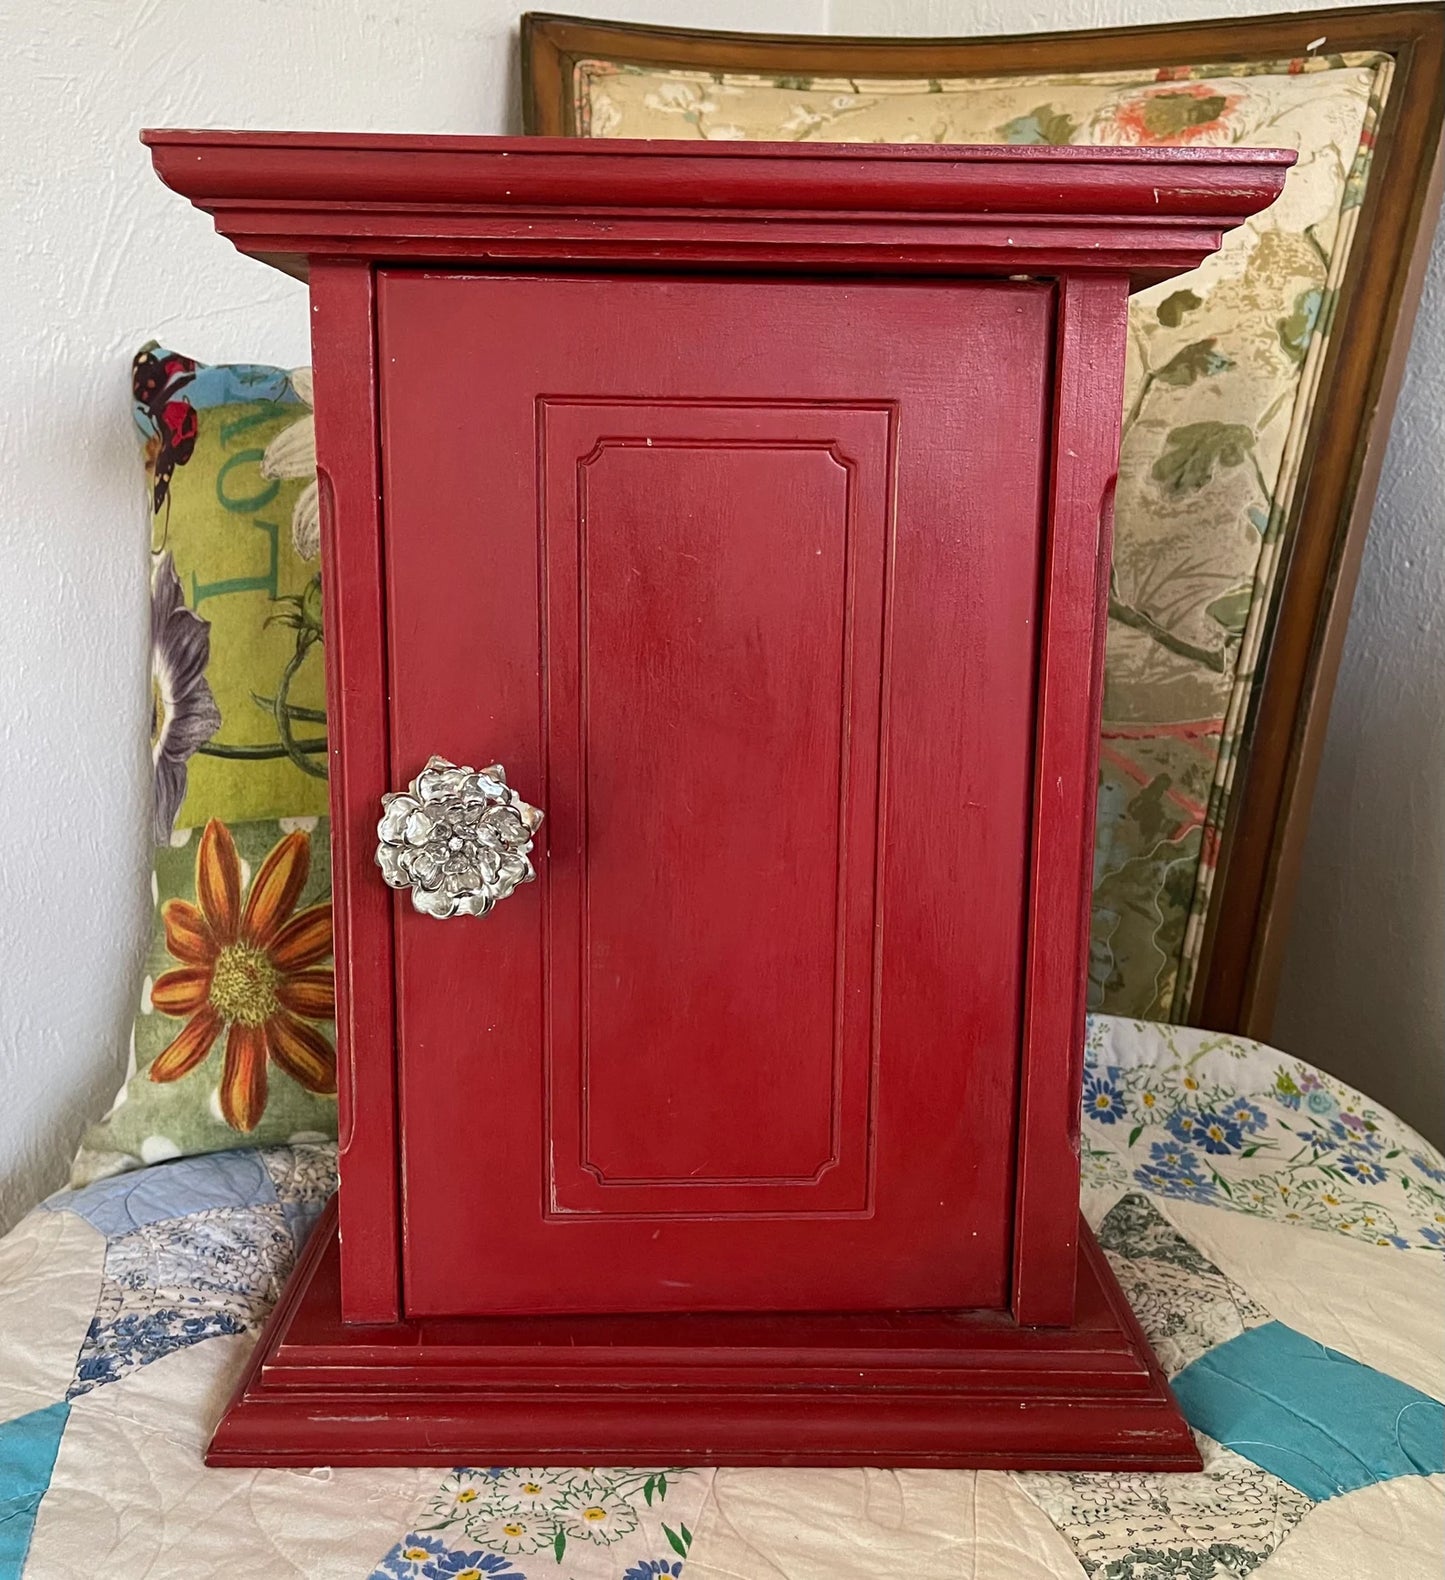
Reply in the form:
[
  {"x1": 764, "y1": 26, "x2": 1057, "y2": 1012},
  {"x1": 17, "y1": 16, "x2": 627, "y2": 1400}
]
[
  {"x1": 0, "y1": 0, "x2": 828, "y2": 1233},
  {"x1": 1, "y1": 0, "x2": 1440, "y2": 1233}
]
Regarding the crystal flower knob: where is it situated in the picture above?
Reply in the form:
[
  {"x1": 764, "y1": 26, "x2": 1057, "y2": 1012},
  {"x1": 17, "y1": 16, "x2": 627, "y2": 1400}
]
[{"x1": 375, "y1": 755, "x2": 543, "y2": 919}]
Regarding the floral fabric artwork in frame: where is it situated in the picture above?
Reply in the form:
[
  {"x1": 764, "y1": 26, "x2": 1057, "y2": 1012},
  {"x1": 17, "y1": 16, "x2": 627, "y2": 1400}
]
[{"x1": 563, "y1": 51, "x2": 1392, "y2": 1026}]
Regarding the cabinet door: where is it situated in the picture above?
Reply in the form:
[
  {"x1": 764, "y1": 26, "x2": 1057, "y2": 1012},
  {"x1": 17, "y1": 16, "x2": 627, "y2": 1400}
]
[{"x1": 378, "y1": 272, "x2": 1051, "y2": 1316}]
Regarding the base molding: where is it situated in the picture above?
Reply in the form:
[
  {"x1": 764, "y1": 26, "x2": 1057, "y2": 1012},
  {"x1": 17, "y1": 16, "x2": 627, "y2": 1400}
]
[{"x1": 209, "y1": 1200, "x2": 1199, "y2": 1470}]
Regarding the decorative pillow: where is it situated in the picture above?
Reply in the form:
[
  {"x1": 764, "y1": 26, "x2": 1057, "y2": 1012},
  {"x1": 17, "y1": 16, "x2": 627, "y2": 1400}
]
[
  {"x1": 73, "y1": 350, "x2": 331, "y2": 1185},
  {"x1": 565, "y1": 50, "x2": 1392, "y2": 1023}
]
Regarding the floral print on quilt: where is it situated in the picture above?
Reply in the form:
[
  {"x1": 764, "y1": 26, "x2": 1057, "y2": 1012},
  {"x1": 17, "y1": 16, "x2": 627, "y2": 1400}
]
[
  {"x1": 69, "y1": 1205, "x2": 294, "y2": 1396},
  {"x1": 567, "y1": 50, "x2": 1393, "y2": 1023},
  {"x1": 4, "y1": 1021, "x2": 1441, "y2": 1577},
  {"x1": 1015, "y1": 1177, "x2": 1443, "y2": 1578},
  {"x1": 372, "y1": 1469, "x2": 698, "y2": 1579},
  {"x1": 1018, "y1": 1194, "x2": 1315, "y2": 1580},
  {"x1": 49, "y1": 1144, "x2": 333, "y2": 1399},
  {"x1": 1079, "y1": 1017, "x2": 1445, "y2": 1252}
]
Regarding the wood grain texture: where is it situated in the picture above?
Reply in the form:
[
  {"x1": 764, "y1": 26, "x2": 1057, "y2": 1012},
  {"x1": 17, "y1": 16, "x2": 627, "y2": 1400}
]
[
  {"x1": 521, "y1": 4, "x2": 1445, "y2": 1040},
  {"x1": 207, "y1": 1199, "x2": 1202, "y2": 1471},
  {"x1": 1012, "y1": 275, "x2": 1129, "y2": 1327}
]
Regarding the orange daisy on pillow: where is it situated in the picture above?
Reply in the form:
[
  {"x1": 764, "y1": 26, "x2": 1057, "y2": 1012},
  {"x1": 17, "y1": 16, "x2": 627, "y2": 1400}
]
[{"x1": 148, "y1": 820, "x2": 335, "y2": 1131}]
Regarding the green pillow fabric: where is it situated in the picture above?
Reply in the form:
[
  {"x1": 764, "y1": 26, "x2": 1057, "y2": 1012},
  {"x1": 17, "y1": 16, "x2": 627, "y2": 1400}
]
[{"x1": 73, "y1": 349, "x2": 333, "y2": 1185}]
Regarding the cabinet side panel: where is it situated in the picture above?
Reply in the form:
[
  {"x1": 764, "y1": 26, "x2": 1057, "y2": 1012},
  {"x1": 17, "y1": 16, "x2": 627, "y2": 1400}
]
[
  {"x1": 310, "y1": 260, "x2": 400, "y2": 1323},
  {"x1": 1012, "y1": 274, "x2": 1128, "y2": 1327}
]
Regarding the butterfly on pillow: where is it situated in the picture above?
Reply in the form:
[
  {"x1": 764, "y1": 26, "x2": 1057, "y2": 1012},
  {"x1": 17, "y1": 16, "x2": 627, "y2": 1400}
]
[{"x1": 132, "y1": 345, "x2": 199, "y2": 520}]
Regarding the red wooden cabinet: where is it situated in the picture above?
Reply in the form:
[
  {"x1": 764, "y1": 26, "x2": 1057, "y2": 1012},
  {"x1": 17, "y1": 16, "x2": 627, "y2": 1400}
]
[{"x1": 146, "y1": 132, "x2": 1289, "y2": 1469}]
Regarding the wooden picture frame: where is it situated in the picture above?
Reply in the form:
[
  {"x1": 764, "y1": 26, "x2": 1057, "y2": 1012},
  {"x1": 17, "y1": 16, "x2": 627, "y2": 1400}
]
[{"x1": 521, "y1": 4, "x2": 1445, "y2": 1041}]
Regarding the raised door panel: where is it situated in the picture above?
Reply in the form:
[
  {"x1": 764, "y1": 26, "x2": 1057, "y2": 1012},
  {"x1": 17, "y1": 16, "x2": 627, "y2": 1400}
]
[
  {"x1": 378, "y1": 273, "x2": 1051, "y2": 1316},
  {"x1": 543, "y1": 401, "x2": 890, "y2": 1218}
]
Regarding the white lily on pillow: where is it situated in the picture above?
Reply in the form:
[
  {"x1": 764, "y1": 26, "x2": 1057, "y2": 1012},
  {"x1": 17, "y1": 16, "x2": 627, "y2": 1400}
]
[{"x1": 260, "y1": 367, "x2": 319, "y2": 559}]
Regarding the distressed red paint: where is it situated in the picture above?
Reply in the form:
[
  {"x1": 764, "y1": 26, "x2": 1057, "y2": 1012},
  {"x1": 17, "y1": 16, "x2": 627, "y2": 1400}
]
[{"x1": 144, "y1": 131, "x2": 1289, "y2": 1468}]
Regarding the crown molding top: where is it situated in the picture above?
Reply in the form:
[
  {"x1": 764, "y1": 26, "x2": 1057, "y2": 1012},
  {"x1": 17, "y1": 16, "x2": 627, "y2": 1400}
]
[{"x1": 143, "y1": 130, "x2": 1293, "y2": 288}]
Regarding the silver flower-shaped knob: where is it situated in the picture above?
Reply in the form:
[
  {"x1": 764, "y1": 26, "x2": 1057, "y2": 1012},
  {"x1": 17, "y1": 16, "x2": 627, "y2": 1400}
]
[{"x1": 375, "y1": 755, "x2": 543, "y2": 919}]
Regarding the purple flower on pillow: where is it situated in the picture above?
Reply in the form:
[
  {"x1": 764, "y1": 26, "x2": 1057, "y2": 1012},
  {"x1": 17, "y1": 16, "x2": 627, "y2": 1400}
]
[{"x1": 150, "y1": 551, "x2": 220, "y2": 843}]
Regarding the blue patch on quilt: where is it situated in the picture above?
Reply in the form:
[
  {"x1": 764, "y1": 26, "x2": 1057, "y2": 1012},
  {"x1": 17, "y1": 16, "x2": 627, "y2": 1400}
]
[
  {"x1": 1172, "y1": 1319, "x2": 1445, "y2": 1500},
  {"x1": 256, "y1": 1146, "x2": 336, "y2": 1251},
  {"x1": 70, "y1": 1308, "x2": 252, "y2": 1396},
  {"x1": 0, "y1": 1401, "x2": 68, "y2": 1580},
  {"x1": 46, "y1": 1151, "x2": 277, "y2": 1238},
  {"x1": 49, "y1": 1145, "x2": 335, "y2": 1256},
  {"x1": 46, "y1": 1147, "x2": 333, "y2": 1401},
  {"x1": 68, "y1": 1206, "x2": 295, "y2": 1399}
]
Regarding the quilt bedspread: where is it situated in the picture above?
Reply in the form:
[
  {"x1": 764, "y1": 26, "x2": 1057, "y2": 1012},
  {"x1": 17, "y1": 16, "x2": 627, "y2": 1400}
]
[{"x1": 2, "y1": 1015, "x2": 1441, "y2": 1579}]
